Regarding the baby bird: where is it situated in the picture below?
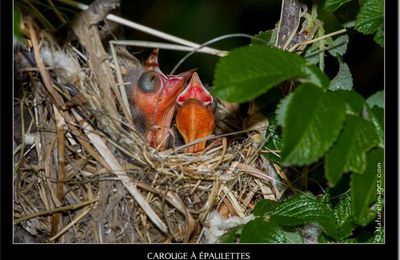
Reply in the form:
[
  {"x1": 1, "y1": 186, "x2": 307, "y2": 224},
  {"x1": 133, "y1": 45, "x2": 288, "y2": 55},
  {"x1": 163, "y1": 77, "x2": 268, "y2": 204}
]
[
  {"x1": 176, "y1": 72, "x2": 215, "y2": 153},
  {"x1": 126, "y1": 49, "x2": 194, "y2": 150}
]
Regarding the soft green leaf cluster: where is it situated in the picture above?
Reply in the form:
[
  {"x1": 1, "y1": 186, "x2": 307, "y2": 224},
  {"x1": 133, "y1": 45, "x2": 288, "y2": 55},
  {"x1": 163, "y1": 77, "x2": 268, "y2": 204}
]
[
  {"x1": 212, "y1": 30, "x2": 384, "y2": 243},
  {"x1": 212, "y1": 46, "x2": 328, "y2": 103},
  {"x1": 237, "y1": 192, "x2": 365, "y2": 242},
  {"x1": 280, "y1": 83, "x2": 346, "y2": 166},
  {"x1": 355, "y1": 0, "x2": 384, "y2": 46},
  {"x1": 329, "y1": 61, "x2": 353, "y2": 91},
  {"x1": 325, "y1": 115, "x2": 379, "y2": 186}
]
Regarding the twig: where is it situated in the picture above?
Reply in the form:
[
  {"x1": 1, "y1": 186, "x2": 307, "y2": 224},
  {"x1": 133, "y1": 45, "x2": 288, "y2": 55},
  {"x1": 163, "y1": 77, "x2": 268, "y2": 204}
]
[
  {"x1": 109, "y1": 41, "x2": 133, "y2": 126},
  {"x1": 70, "y1": 0, "x2": 120, "y2": 133},
  {"x1": 27, "y1": 17, "x2": 65, "y2": 108},
  {"x1": 49, "y1": 206, "x2": 92, "y2": 241},
  {"x1": 14, "y1": 198, "x2": 99, "y2": 224},
  {"x1": 161, "y1": 127, "x2": 268, "y2": 156},
  {"x1": 47, "y1": 0, "x2": 68, "y2": 24},
  {"x1": 51, "y1": 105, "x2": 66, "y2": 236},
  {"x1": 110, "y1": 40, "x2": 223, "y2": 54},
  {"x1": 288, "y1": 28, "x2": 347, "y2": 52}
]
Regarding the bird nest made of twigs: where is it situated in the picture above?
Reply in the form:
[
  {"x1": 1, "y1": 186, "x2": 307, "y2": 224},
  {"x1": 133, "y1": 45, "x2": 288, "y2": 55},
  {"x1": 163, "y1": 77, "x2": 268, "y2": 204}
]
[{"x1": 13, "y1": 11, "x2": 286, "y2": 244}]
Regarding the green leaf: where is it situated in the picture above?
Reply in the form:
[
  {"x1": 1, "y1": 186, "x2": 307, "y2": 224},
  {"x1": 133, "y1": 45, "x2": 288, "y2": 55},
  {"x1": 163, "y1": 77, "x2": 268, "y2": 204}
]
[
  {"x1": 303, "y1": 64, "x2": 331, "y2": 88},
  {"x1": 367, "y1": 106, "x2": 384, "y2": 146},
  {"x1": 332, "y1": 90, "x2": 365, "y2": 115},
  {"x1": 276, "y1": 92, "x2": 294, "y2": 126},
  {"x1": 373, "y1": 24, "x2": 384, "y2": 47},
  {"x1": 366, "y1": 90, "x2": 384, "y2": 108},
  {"x1": 218, "y1": 226, "x2": 242, "y2": 243},
  {"x1": 318, "y1": 233, "x2": 334, "y2": 243},
  {"x1": 240, "y1": 218, "x2": 288, "y2": 243},
  {"x1": 270, "y1": 193, "x2": 340, "y2": 239},
  {"x1": 252, "y1": 30, "x2": 277, "y2": 47},
  {"x1": 351, "y1": 148, "x2": 384, "y2": 225},
  {"x1": 305, "y1": 35, "x2": 349, "y2": 65},
  {"x1": 355, "y1": 0, "x2": 384, "y2": 34},
  {"x1": 325, "y1": 115, "x2": 379, "y2": 186},
  {"x1": 212, "y1": 46, "x2": 327, "y2": 103},
  {"x1": 281, "y1": 84, "x2": 346, "y2": 166},
  {"x1": 253, "y1": 199, "x2": 279, "y2": 216},
  {"x1": 328, "y1": 60, "x2": 353, "y2": 91},
  {"x1": 264, "y1": 119, "x2": 282, "y2": 162},
  {"x1": 368, "y1": 228, "x2": 384, "y2": 243},
  {"x1": 355, "y1": 0, "x2": 384, "y2": 46},
  {"x1": 304, "y1": 42, "x2": 320, "y2": 65},
  {"x1": 332, "y1": 193, "x2": 354, "y2": 239},
  {"x1": 323, "y1": 0, "x2": 351, "y2": 12},
  {"x1": 327, "y1": 35, "x2": 349, "y2": 57},
  {"x1": 282, "y1": 229, "x2": 304, "y2": 243}
]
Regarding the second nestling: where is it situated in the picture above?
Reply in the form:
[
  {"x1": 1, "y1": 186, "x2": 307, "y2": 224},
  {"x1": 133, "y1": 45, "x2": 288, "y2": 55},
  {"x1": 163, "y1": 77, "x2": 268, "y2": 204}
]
[{"x1": 125, "y1": 49, "x2": 215, "y2": 152}]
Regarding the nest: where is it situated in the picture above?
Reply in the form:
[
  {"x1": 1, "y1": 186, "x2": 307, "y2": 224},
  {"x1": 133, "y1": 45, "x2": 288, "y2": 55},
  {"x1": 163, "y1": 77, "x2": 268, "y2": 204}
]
[{"x1": 13, "y1": 11, "x2": 286, "y2": 243}]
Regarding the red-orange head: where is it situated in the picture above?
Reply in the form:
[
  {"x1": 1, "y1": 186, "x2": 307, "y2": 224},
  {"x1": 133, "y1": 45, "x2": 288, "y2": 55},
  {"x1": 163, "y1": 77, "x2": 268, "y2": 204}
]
[
  {"x1": 130, "y1": 49, "x2": 194, "y2": 150},
  {"x1": 176, "y1": 72, "x2": 215, "y2": 153}
]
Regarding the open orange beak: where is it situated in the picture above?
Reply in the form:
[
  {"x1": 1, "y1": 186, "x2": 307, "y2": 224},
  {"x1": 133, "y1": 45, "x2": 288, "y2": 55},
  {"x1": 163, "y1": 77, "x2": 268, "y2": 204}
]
[
  {"x1": 176, "y1": 72, "x2": 215, "y2": 153},
  {"x1": 129, "y1": 49, "x2": 195, "y2": 150}
]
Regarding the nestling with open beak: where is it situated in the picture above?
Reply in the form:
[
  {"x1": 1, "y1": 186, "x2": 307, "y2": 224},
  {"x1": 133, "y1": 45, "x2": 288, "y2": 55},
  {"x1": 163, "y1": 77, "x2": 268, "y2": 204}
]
[
  {"x1": 125, "y1": 49, "x2": 194, "y2": 150},
  {"x1": 176, "y1": 72, "x2": 215, "y2": 153}
]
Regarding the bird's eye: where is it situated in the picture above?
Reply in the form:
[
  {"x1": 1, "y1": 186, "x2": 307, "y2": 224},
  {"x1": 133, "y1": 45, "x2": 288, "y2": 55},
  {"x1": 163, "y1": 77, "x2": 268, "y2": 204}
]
[{"x1": 137, "y1": 71, "x2": 161, "y2": 93}]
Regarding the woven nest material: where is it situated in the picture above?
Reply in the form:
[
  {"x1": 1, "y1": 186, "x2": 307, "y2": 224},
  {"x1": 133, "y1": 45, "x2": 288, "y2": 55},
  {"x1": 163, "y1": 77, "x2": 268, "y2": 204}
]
[{"x1": 13, "y1": 15, "x2": 286, "y2": 243}]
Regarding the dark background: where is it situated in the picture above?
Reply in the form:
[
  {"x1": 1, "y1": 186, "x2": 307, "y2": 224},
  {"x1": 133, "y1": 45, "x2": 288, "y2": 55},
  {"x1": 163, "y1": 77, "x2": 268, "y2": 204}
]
[{"x1": 117, "y1": 0, "x2": 384, "y2": 98}]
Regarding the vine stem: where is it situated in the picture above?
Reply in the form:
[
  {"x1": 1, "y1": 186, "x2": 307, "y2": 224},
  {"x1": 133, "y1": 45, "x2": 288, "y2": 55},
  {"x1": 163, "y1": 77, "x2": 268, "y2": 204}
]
[{"x1": 57, "y1": 0, "x2": 227, "y2": 57}]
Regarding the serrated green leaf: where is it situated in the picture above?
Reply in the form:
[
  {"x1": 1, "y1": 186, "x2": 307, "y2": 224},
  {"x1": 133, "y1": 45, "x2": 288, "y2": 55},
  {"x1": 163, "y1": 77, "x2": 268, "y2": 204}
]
[
  {"x1": 355, "y1": 0, "x2": 384, "y2": 35},
  {"x1": 332, "y1": 193, "x2": 354, "y2": 239},
  {"x1": 328, "y1": 61, "x2": 353, "y2": 91},
  {"x1": 328, "y1": 35, "x2": 349, "y2": 57},
  {"x1": 332, "y1": 90, "x2": 365, "y2": 115},
  {"x1": 366, "y1": 90, "x2": 384, "y2": 108},
  {"x1": 240, "y1": 218, "x2": 288, "y2": 243},
  {"x1": 276, "y1": 92, "x2": 294, "y2": 126},
  {"x1": 373, "y1": 24, "x2": 384, "y2": 47},
  {"x1": 325, "y1": 115, "x2": 379, "y2": 186},
  {"x1": 281, "y1": 84, "x2": 346, "y2": 166},
  {"x1": 212, "y1": 46, "x2": 328, "y2": 103},
  {"x1": 368, "y1": 106, "x2": 384, "y2": 146},
  {"x1": 252, "y1": 30, "x2": 277, "y2": 47},
  {"x1": 351, "y1": 148, "x2": 383, "y2": 225},
  {"x1": 323, "y1": 0, "x2": 351, "y2": 12},
  {"x1": 270, "y1": 193, "x2": 340, "y2": 239},
  {"x1": 253, "y1": 199, "x2": 279, "y2": 216}
]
